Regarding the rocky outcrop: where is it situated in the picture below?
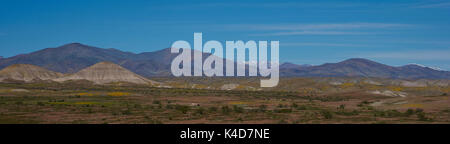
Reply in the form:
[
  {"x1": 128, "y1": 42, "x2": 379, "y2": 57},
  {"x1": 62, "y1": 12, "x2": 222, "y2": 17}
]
[
  {"x1": 53, "y1": 62, "x2": 157, "y2": 84},
  {"x1": 0, "y1": 64, "x2": 63, "y2": 82}
]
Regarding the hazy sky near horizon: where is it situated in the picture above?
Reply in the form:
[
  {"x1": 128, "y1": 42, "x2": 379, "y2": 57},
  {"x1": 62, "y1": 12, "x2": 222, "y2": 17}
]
[{"x1": 0, "y1": 0, "x2": 450, "y2": 70}]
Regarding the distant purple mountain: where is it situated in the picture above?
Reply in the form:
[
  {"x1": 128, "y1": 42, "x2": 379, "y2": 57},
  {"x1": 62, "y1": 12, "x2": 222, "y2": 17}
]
[
  {"x1": 0, "y1": 43, "x2": 211, "y2": 77},
  {"x1": 281, "y1": 58, "x2": 450, "y2": 79},
  {"x1": 0, "y1": 43, "x2": 135, "y2": 74},
  {"x1": 0, "y1": 43, "x2": 449, "y2": 79},
  {"x1": 280, "y1": 62, "x2": 312, "y2": 69}
]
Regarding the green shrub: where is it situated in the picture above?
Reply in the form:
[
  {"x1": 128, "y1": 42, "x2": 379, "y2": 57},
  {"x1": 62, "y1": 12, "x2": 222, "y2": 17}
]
[
  {"x1": 338, "y1": 104, "x2": 345, "y2": 110},
  {"x1": 258, "y1": 105, "x2": 267, "y2": 112},
  {"x1": 417, "y1": 113, "x2": 432, "y2": 121},
  {"x1": 291, "y1": 103, "x2": 298, "y2": 108},
  {"x1": 233, "y1": 105, "x2": 244, "y2": 113},
  {"x1": 296, "y1": 105, "x2": 307, "y2": 110},
  {"x1": 87, "y1": 108, "x2": 93, "y2": 114},
  {"x1": 208, "y1": 107, "x2": 218, "y2": 112},
  {"x1": 321, "y1": 110, "x2": 333, "y2": 119},
  {"x1": 15, "y1": 101, "x2": 24, "y2": 105},
  {"x1": 361, "y1": 101, "x2": 371, "y2": 104},
  {"x1": 277, "y1": 119, "x2": 288, "y2": 124},
  {"x1": 153, "y1": 100, "x2": 161, "y2": 105},
  {"x1": 415, "y1": 108, "x2": 424, "y2": 113},
  {"x1": 335, "y1": 110, "x2": 359, "y2": 116},
  {"x1": 442, "y1": 109, "x2": 450, "y2": 113},
  {"x1": 373, "y1": 109, "x2": 404, "y2": 117},
  {"x1": 405, "y1": 109, "x2": 415, "y2": 116},
  {"x1": 165, "y1": 104, "x2": 173, "y2": 109},
  {"x1": 195, "y1": 107, "x2": 205, "y2": 115},
  {"x1": 358, "y1": 100, "x2": 372, "y2": 107},
  {"x1": 175, "y1": 105, "x2": 190, "y2": 114},
  {"x1": 221, "y1": 106, "x2": 231, "y2": 114},
  {"x1": 274, "y1": 108, "x2": 292, "y2": 113},
  {"x1": 121, "y1": 109, "x2": 132, "y2": 115},
  {"x1": 277, "y1": 104, "x2": 284, "y2": 108},
  {"x1": 296, "y1": 105, "x2": 318, "y2": 110},
  {"x1": 386, "y1": 110, "x2": 404, "y2": 117},
  {"x1": 37, "y1": 102, "x2": 45, "y2": 106}
]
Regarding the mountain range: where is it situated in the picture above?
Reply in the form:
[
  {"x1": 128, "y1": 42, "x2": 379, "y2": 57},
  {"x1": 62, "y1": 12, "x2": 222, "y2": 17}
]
[
  {"x1": 0, "y1": 43, "x2": 449, "y2": 79},
  {"x1": 0, "y1": 61, "x2": 158, "y2": 85},
  {"x1": 280, "y1": 58, "x2": 450, "y2": 79}
]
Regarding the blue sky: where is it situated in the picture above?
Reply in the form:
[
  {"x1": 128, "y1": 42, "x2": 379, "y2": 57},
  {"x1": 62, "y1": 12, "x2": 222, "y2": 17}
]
[{"x1": 0, "y1": 0, "x2": 449, "y2": 70}]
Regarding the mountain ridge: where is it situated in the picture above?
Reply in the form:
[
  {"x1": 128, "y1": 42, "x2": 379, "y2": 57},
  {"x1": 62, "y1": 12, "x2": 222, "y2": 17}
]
[
  {"x1": 0, "y1": 43, "x2": 449, "y2": 79},
  {"x1": 281, "y1": 58, "x2": 450, "y2": 79}
]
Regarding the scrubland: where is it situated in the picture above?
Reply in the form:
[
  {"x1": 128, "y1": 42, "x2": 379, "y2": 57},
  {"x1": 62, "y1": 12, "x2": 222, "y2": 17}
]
[{"x1": 0, "y1": 78, "x2": 449, "y2": 124}]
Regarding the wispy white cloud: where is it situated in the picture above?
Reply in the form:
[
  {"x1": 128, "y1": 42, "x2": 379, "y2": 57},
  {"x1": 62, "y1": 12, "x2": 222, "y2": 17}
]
[
  {"x1": 215, "y1": 2, "x2": 450, "y2": 9},
  {"x1": 412, "y1": 2, "x2": 450, "y2": 8},
  {"x1": 223, "y1": 23, "x2": 412, "y2": 36},
  {"x1": 230, "y1": 23, "x2": 413, "y2": 31},
  {"x1": 281, "y1": 42, "x2": 371, "y2": 47},
  {"x1": 160, "y1": 2, "x2": 365, "y2": 9},
  {"x1": 250, "y1": 31, "x2": 373, "y2": 36}
]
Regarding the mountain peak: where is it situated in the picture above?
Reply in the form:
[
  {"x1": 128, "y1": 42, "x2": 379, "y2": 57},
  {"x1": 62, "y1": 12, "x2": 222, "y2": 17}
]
[
  {"x1": 84, "y1": 61, "x2": 128, "y2": 71},
  {"x1": 338, "y1": 58, "x2": 385, "y2": 67},
  {"x1": 403, "y1": 63, "x2": 444, "y2": 71},
  {"x1": 281, "y1": 62, "x2": 297, "y2": 66},
  {"x1": 54, "y1": 61, "x2": 157, "y2": 84},
  {"x1": 342, "y1": 58, "x2": 373, "y2": 63},
  {"x1": 59, "y1": 43, "x2": 91, "y2": 49},
  {"x1": 95, "y1": 61, "x2": 117, "y2": 65},
  {"x1": 280, "y1": 62, "x2": 310, "y2": 69}
]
